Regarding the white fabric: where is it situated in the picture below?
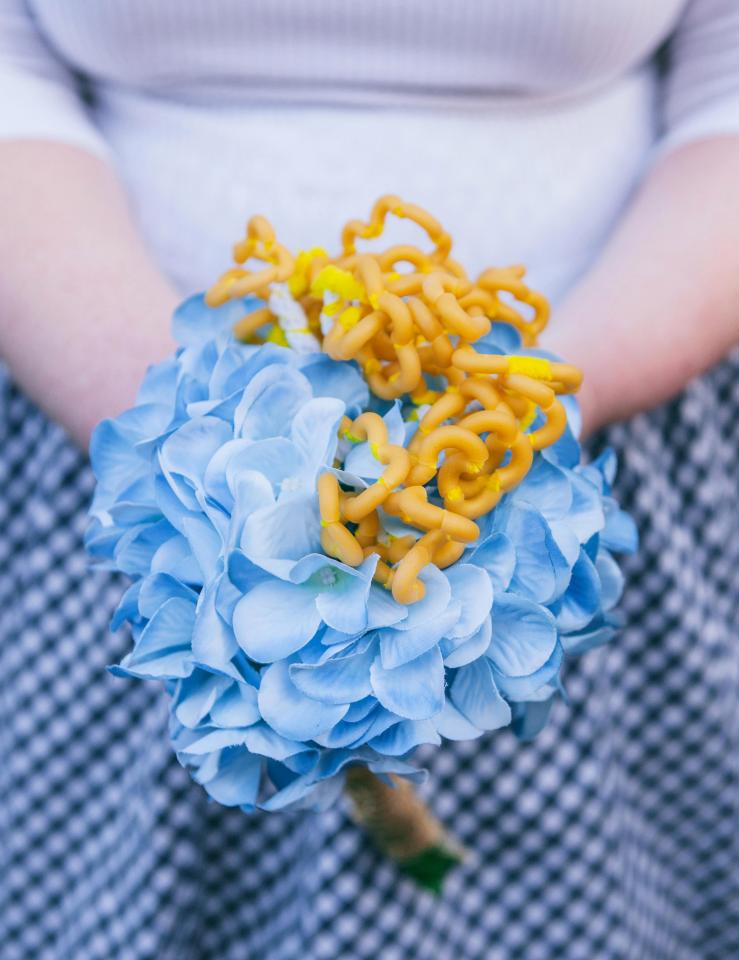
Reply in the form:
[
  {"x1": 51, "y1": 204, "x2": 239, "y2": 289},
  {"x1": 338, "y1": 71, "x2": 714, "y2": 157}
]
[{"x1": 0, "y1": 0, "x2": 738, "y2": 299}]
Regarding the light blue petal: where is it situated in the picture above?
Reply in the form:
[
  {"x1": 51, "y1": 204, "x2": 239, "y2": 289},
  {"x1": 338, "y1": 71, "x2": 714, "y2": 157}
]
[
  {"x1": 395, "y1": 565, "x2": 451, "y2": 632},
  {"x1": 440, "y1": 616, "x2": 492, "y2": 668},
  {"x1": 434, "y1": 699, "x2": 483, "y2": 741},
  {"x1": 488, "y1": 593, "x2": 558, "y2": 677},
  {"x1": 445, "y1": 563, "x2": 493, "y2": 639},
  {"x1": 234, "y1": 365, "x2": 312, "y2": 441},
  {"x1": 567, "y1": 473, "x2": 606, "y2": 544},
  {"x1": 115, "y1": 520, "x2": 178, "y2": 578},
  {"x1": 492, "y1": 641, "x2": 563, "y2": 701},
  {"x1": 202, "y1": 438, "x2": 252, "y2": 509},
  {"x1": 150, "y1": 531, "x2": 204, "y2": 585},
  {"x1": 228, "y1": 470, "x2": 276, "y2": 549},
  {"x1": 554, "y1": 549, "x2": 601, "y2": 632},
  {"x1": 111, "y1": 581, "x2": 142, "y2": 631},
  {"x1": 181, "y1": 515, "x2": 221, "y2": 581},
  {"x1": 258, "y1": 660, "x2": 349, "y2": 741},
  {"x1": 209, "y1": 681, "x2": 261, "y2": 728},
  {"x1": 601, "y1": 502, "x2": 639, "y2": 553},
  {"x1": 469, "y1": 532, "x2": 515, "y2": 592},
  {"x1": 114, "y1": 596, "x2": 195, "y2": 679},
  {"x1": 505, "y1": 504, "x2": 569, "y2": 604},
  {"x1": 314, "y1": 561, "x2": 375, "y2": 635},
  {"x1": 344, "y1": 401, "x2": 405, "y2": 480},
  {"x1": 199, "y1": 746, "x2": 262, "y2": 808},
  {"x1": 514, "y1": 457, "x2": 572, "y2": 521},
  {"x1": 241, "y1": 495, "x2": 321, "y2": 573},
  {"x1": 561, "y1": 620, "x2": 617, "y2": 655},
  {"x1": 289, "y1": 639, "x2": 376, "y2": 704},
  {"x1": 365, "y1": 584, "x2": 408, "y2": 630},
  {"x1": 138, "y1": 574, "x2": 198, "y2": 619},
  {"x1": 225, "y1": 438, "x2": 306, "y2": 497},
  {"x1": 290, "y1": 396, "x2": 345, "y2": 474},
  {"x1": 159, "y1": 416, "x2": 233, "y2": 511},
  {"x1": 379, "y1": 601, "x2": 460, "y2": 669},
  {"x1": 450, "y1": 658, "x2": 512, "y2": 731},
  {"x1": 511, "y1": 694, "x2": 557, "y2": 742},
  {"x1": 191, "y1": 585, "x2": 241, "y2": 678},
  {"x1": 298, "y1": 354, "x2": 369, "y2": 417},
  {"x1": 370, "y1": 645, "x2": 445, "y2": 720},
  {"x1": 368, "y1": 719, "x2": 440, "y2": 756},
  {"x1": 175, "y1": 672, "x2": 231, "y2": 727},
  {"x1": 90, "y1": 419, "x2": 146, "y2": 495},
  {"x1": 241, "y1": 722, "x2": 318, "y2": 764},
  {"x1": 172, "y1": 292, "x2": 252, "y2": 347},
  {"x1": 233, "y1": 579, "x2": 320, "y2": 662},
  {"x1": 596, "y1": 550, "x2": 625, "y2": 611}
]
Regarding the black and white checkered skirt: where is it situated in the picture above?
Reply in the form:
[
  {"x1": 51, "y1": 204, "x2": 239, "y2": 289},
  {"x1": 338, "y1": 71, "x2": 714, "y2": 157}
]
[{"x1": 2, "y1": 354, "x2": 738, "y2": 960}]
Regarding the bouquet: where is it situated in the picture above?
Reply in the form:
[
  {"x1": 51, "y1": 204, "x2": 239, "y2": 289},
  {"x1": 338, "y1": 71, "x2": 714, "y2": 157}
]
[{"x1": 87, "y1": 196, "x2": 636, "y2": 890}]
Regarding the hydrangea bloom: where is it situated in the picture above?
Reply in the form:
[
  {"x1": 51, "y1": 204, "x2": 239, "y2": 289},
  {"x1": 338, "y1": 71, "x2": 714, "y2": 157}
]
[{"x1": 87, "y1": 294, "x2": 636, "y2": 812}]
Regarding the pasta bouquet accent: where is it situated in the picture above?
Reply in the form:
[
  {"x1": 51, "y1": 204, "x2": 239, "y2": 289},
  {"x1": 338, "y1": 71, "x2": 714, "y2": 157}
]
[{"x1": 87, "y1": 197, "x2": 636, "y2": 891}]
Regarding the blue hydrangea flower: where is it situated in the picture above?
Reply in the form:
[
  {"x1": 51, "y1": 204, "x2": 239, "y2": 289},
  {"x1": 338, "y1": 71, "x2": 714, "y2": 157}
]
[{"x1": 87, "y1": 294, "x2": 637, "y2": 812}]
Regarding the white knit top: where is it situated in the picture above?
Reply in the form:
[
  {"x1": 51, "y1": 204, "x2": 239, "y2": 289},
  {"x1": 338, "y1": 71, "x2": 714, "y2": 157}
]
[{"x1": 1, "y1": 1, "x2": 738, "y2": 300}]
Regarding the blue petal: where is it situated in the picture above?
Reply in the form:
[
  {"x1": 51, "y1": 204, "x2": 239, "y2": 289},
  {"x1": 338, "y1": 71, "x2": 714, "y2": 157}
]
[
  {"x1": 514, "y1": 457, "x2": 572, "y2": 521},
  {"x1": 234, "y1": 365, "x2": 312, "y2": 441},
  {"x1": 370, "y1": 645, "x2": 445, "y2": 720},
  {"x1": 172, "y1": 293, "x2": 252, "y2": 347},
  {"x1": 241, "y1": 495, "x2": 321, "y2": 575},
  {"x1": 596, "y1": 550, "x2": 624, "y2": 611},
  {"x1": 111, "y1": 580, "x2": 142, "y2": 631},
  {"x1": 90, "y1": 419, "x2": 146, "y2": 495},
  {"x1": 504, "y1": 504, "x2": 569, "y2": 604},
  {"x1": 209, "y1": 682, "x2": 261, "y2": 728},
  {"x1": 150, "y1": 531, "x2": 204, "y2": 585},
  {"x1": 289, "y1": 639, "x2": 376, "y2": 704},
  {"x1": 440, "y1": 615, "x2": 492, "y2": 668},
  {"x1": 492, "y1": 641, "x2": 563, "y2": 701},
  {"x1": 379, "y1": 601, "x2": 460, "y2": 669},
  {"x1": 258, "y1": 660, "x2": 349, "y2": 741},
  {"x1": 314, "y1": 562, "x2": 375, "y2": 635},
  {"x1": 175, "y1": 672, "x2": 231, "y2": 727},
  {"x1": 192, "y1": 585, "x2": 241, "y2": 678},
  {"x1": 297, "y1": 354, "x2": 369, "y2": 416},
  {"x1": 561, "y1": 620, "x2": 618, "y2": 655},
  {"x1": 181, "y1": 515, "x2": 221, "y2": 580},
  {"x1": 602, "y1": 502, "x2": 639, "y2": 553},
  {"x1": 488, "y1": 593, "x2": 558, "y2": 677},
  {"x1": 344, "y1": 401, "x2": 405, "y2": 480},
  {"x1": 468, "y1": 532, "x2": 515, "y2": 592},
  {"x1": 159, "y1": 417, "x2": 233, "y2": 511},
  {"x1": 114, "y1": 596, "x2": 195, "y2": 679},
  {"x1": 241, "y1": 722, "x2": 318, "y2": 764},
  {"x1": 450, "y1": 658, "x2": 512, "y2": 731},
  {"x1": 511, "y1": 694, "x2": 557, "y2": 742},
  {"x1": 233, "y1": 579, "x2": 321, "y2": 662},
  {"x1": 225, "y1": 438, "x2": 306, "y2": 498},
  {"x1": 395, "y1": 565, "x2": 451, "y2": 632},
  {"x1": 566, "y1": 473, "x2": 606, "y2": 544},
  {"x1": 554, "y1": 549, "x2": 601, "y2": 632},
  {"x1": 138, "y1": 574, "x2": 198, "y2": 619},
  {"x1": 445, "y1": 563, "x2": 493, "y2": 639},
  {"x1": 365, "y1": 583, "x2": 408, "y2": 630},
  {"x1": 198, "y1": 746, "x2": 262, "y2": 808},
  {"x1": 434, "y1": 700, "x2": 483, "y2": 741},
  {"x1": 228, "y1": 470, "x2": 276, "y2": 549},
  {"x1": 290, "y1": 396, "x2": 345, "y2": 475},
  {"x1": 367, "y1": 719, "x2": 440, "y2": 756}
]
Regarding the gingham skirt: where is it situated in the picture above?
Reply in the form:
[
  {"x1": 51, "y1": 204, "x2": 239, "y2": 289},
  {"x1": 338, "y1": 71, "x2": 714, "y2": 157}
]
[{"x1": 2, "y1": 353, "x2": 738, "y2": 960}]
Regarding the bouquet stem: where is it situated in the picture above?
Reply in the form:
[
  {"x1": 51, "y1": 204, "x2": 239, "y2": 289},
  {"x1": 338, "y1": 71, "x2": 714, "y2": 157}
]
[{"x1": 345, "y1": 768, "x2": 466, "y2": 894}]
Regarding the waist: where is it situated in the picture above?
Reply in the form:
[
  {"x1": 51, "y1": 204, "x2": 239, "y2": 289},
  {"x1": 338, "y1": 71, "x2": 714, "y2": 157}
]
[{"x1": 95, "y1": 67, "x2": 657, "y2": 299}]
